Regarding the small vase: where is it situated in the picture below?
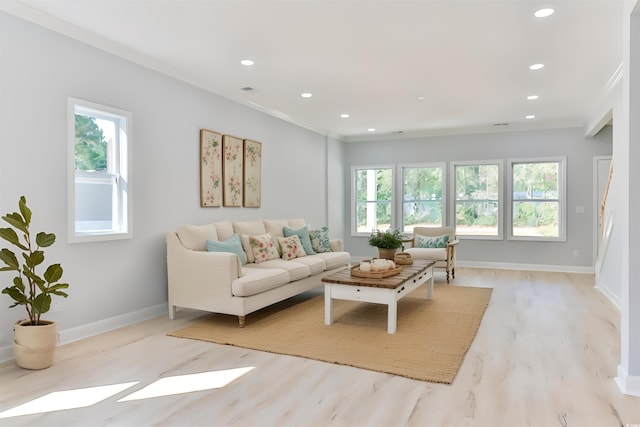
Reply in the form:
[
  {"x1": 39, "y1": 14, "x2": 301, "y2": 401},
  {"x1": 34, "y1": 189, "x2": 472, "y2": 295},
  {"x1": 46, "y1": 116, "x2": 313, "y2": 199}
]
[
  {"x1": 13, "y1": 319, "x2": 57, "y2": 369},
  {"x1": 378, "y1": 248, "x2": 397, "y2": 260}
]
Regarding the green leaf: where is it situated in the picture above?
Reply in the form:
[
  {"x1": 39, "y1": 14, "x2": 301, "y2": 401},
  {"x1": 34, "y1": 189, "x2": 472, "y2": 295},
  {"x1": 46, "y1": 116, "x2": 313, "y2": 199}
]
[
  {"x1": 1, "y1": 287, "x2": 27, "y2": 305},
  {"x1": 18, "y1": 196, "x2": 31, "y2": 226},
  {"x1": 48, "y1": 283, "x2": 69, "y2": 293},
  {"x1": 50, "y1": 290, "x2": 69, "y2": 298},
  {"x1": 44, "y1": 264, "x2": 63, "y2": 283},
  {"x1": 2, "y1": 212, "x2": 28, "y2": 235},
  {"x1": 0, "y1": 248, "x2": 19, "y2": 270},
  {"x1": 13, "y1": 276, "x2": 25, "y2": 292},
  {"x1": 24, "y1": 250, "x2": 45, "y2": 269},
  {"x1": 32, "y1": 293, "x2": 51, "y2": 315},
  {"x1": 36, "y1": 232, "x2": 56, "y2": 248},
  {"x1": 0, "y1": 228, "x2": 27, "y2": 250},
  {"x1": 23, "y1": 268, "x2": 45, "y2": 286}
]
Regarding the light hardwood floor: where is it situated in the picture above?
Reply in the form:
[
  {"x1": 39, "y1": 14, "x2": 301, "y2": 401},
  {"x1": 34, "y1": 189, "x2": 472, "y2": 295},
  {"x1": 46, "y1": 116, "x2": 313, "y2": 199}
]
[{"x1": 0, "y1": 268, "x2": 639, "y2": 427}]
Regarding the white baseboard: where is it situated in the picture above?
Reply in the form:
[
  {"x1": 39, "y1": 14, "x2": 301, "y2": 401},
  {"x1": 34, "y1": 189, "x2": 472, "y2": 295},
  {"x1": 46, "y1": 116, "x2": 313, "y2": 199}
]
[
  {"x1": 616, "y1": 364, "x2": 640, "y2": 397},
  {"x1": 0, "y1": 303, "x2": 167, "y2": 364},
  {"x1": 594, "y1": 279, "x2": 621, "y2": 311},
  {"x1": 457, "y1": 260, "x2": 594, "y2": 274},
  {"x1": 352, "y1": 257, "x2": 594, "y2": 274}
]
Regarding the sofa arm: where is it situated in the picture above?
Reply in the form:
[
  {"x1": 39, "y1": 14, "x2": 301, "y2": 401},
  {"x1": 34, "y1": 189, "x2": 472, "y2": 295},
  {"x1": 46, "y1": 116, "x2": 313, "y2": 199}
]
[
  {"x1": 166, "y1": 232, "x2": 240, "y2": 312},
  {"x1": 330, "y1": 239, "x2": 344, "y2": 252}
]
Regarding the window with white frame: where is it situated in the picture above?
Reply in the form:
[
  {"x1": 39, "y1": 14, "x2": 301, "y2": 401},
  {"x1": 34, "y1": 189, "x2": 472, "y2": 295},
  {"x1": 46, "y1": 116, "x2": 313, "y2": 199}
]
[
  {"x1": 352, "y1": 166, "x2": 394, "y2": 235},
  {"x1": 401, "y1": 164, "x2": 445, "y2": 232},
  {"x1": 68, "y1": 98, "x2": 132, "y2": 242},
  {"x1": 452, "y1": 161, "x2": 502, "y2": 239},
  {"x1": 508, "y1": 158, "x2": 565, "y2": 241}
]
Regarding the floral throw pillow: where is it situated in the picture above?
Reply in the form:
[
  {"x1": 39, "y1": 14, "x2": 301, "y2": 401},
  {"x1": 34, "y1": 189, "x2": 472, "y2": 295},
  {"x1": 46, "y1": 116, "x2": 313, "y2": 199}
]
[
  {"x1": 309, "y1": 226, "x2": 331, "y2": 253},
  {"x1": 249, "y1": 233, "x2": 280, "y2": 264},
  {"x1": 277, "y1": 235, "x2": 306, "y2": 260},
  {"x1": 416, "y1": 234, "x2": 450, "y2": 248}
]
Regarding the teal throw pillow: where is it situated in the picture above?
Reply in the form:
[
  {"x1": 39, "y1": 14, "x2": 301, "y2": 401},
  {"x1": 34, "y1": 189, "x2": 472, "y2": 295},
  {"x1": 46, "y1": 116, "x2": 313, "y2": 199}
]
[
  {"x1": 309, "y1": 226, "x2": 331, "y2": 253},
  {"x1": 283, "y1": 225, "x2": 316, "y2": 255},
  {"x1": 206, "y1": 234, "x2": 247, "y2": 264},
  {"x1": 416, "y1": 234, "x2": 450, "y2": 249}
]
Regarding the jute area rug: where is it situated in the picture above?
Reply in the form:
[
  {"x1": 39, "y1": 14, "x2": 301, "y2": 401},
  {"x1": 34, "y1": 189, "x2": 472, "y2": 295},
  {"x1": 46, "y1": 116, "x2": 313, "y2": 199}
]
[{"x1": 168, "y1": 284, "x2": 492, "y2": 384}]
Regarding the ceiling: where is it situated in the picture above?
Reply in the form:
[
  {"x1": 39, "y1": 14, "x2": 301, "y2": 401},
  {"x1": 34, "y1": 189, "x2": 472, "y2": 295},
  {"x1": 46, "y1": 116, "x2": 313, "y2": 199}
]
[{"x1": 2, "y1": 0, "x2": 623, "y2": 141}]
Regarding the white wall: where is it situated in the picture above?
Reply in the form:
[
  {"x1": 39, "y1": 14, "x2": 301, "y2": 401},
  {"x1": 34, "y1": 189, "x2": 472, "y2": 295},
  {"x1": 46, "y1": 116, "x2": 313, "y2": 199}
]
[
  {"x1": 0, "y1": 12, "x2": 340, "y2": 358},
  {"x1": 342, "y1": 127, "x2": 613, "y2": 269}
]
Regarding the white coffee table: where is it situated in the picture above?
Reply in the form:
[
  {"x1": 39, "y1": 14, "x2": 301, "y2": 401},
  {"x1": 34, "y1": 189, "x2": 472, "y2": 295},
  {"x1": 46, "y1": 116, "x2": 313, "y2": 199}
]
[{"x1": 321, "y1": 260, "x2": 435, "y2": 334}]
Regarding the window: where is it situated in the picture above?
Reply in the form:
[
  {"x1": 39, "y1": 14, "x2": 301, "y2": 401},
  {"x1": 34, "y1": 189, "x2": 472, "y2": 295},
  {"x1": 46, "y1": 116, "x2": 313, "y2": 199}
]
[
  {"x1": 68, "y1": 98, "x2": 132, "y2": 242},
  {"x1": 452, "y1": 161, "x2": 502, "y2": 239},
  {"x1": 508, "y1": 158, "x2": 566, "y2": 241},
  {"x1": 352, "y1": 166, "x2": 394, "y2": 235},
  {"x1": 400, "y1": 164, "x2": 445, "y2": 232}
]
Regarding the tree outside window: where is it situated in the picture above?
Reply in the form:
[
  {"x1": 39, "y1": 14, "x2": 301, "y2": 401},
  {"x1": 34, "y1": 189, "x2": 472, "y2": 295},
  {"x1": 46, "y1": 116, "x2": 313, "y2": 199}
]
[
  {"x1": 511, "y1": 161, "x2": 562, "y2": 238},
  {"x1": 401, "y1": 165, "x2": 444, "y2": 232},
  {"x1": 454, "y1": 162, "x2": 501, "y2": 237},
  {"x1": 354, "y1": 167, "x2": 393, "y2": 234}
]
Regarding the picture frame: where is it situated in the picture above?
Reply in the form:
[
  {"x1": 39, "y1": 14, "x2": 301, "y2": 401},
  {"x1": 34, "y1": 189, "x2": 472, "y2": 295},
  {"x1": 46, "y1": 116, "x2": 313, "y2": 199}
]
[
  {"x1": 199, "y1": 129, "x2": 223, "y2": 207},
  {"x1": 222, "y1": 134, "x2": 244, "y2": 207},
  {"x1": 243, "y1": 139, "x2": 262, "y2": 207}
]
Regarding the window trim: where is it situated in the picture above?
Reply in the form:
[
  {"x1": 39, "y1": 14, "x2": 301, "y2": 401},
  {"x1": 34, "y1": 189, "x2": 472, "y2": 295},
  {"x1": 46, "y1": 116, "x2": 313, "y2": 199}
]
[
  {"x1": 68, "y1": 97, "x2": 133, "y2": 243},
  {"x1": 449, "y1": 160, "x2": 504, "y2": 240},
  {"x1": 507, "y1": 156, "x2": 566, "y2": 242},
  {"x1": 351, "y1": 164, "x2": 395, "y2": 237},
  {"x1": 398, "y1": 162, "x2": 447, "y2": 232}
]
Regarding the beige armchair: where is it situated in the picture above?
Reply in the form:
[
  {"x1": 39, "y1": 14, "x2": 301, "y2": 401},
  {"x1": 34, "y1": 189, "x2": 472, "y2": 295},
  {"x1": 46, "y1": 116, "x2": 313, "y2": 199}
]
[{"x1": 404, "y1": 226, "x2": 459, "y2": 283}]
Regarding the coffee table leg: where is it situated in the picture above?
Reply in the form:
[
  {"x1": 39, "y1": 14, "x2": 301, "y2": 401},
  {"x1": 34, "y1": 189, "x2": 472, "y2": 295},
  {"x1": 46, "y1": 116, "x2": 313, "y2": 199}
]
[
  {"x1": 387, "y1": 296, "x2": 397, "y2": 334},
  {"x1": 427, "y1": 266, "x2": 434, "y2": 300},
  {"x1": 324, "y1": 284, "x2": 333, "y2": 325}
]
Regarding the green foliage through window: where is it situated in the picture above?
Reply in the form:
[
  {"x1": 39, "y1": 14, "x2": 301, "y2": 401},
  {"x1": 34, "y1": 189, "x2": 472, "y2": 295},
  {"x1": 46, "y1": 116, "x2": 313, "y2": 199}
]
[{"x1": 75, "y1": 114, "x2": 107, "y2": 171}]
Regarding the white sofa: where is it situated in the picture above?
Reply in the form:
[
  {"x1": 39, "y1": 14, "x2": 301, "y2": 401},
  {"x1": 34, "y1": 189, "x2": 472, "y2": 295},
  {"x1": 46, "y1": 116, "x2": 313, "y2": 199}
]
[{"x1": 166, "y1": 218, "x2": 350, "y2": 326}]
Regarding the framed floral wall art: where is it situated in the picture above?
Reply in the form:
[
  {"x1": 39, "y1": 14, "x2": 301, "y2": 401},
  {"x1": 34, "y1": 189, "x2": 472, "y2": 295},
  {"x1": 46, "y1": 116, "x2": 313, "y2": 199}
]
[
  {"x1": 243, "y1": 139, "x2": 262, "y2": 207},
  {"x1": 200, "y1": 129, "x2": 222, "y2": 207},
  {"x1": 222, "y1": 134, "x2": 244, "y2": 207}
]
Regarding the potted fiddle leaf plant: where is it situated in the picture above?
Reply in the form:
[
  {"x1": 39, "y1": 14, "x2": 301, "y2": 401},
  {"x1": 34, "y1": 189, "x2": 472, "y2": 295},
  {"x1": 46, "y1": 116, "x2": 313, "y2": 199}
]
[{"x1": 0, "y1": 196, "x2": 69, "y2": 369}]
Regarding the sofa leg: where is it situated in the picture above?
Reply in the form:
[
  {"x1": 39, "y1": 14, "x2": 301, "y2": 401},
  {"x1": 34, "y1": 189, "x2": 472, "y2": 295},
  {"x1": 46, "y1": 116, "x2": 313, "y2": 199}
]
[
  {"x1": 452, "y1": 268, "x2": 455, "y2": 279},
  {"x1": 238, "y1": 316, "x2": 246, "y2": 328},
  {"x1": 169, "y1": 304, "x2": 176, "y2": 320},
  {"x1": 446, "y1": 270, "x2": 450, "y2": 283}
]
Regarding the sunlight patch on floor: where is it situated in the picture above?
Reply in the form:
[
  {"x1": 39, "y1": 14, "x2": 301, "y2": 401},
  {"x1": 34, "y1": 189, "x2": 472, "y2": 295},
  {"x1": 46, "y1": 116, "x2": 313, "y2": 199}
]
[
  {"x1": 0, "y1": 382, "x2": 139, "y2": 419},
  {"x1": 118, "y1": 367, "x2": 255, "y2": 401}
]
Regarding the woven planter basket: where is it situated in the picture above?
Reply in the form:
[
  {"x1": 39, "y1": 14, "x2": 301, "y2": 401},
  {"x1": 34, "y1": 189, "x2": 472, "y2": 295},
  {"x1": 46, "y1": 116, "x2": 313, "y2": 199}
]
[{"x1": 13, "y1": 319, "x2": 57, "y2": 369}]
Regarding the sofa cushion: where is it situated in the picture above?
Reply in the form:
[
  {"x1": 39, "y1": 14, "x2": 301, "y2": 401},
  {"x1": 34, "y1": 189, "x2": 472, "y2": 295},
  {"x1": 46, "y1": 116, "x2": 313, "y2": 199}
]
[
  {"x1": 313, "y1": 251, "x2": 351, "y2": 270},
  {"x1": 277, "y1": 235, "x2": 306, "y2": 260},
  {"x1": 404, "y1": 247, "x2": 447, "y2": 261},
  {"x1": 416, "y1": 234, "x2": 450, "y2": 248},
  {"x1": 284, "y1": 225, "x2": 316, "y2": 255},
  {"x1": 244, "y1": 259, "x2": 311, "y2": 281},
  {"x1": 214, "y1": 221, "x2": 234, "y2": 242},
  {"x1": 206, "y1": 234, "x2": 247, "y2": 265},
  {"x1": 249, "y1": 233, "x2": 280, "y2": 264},
  {"x1": 262, "y1": 218, "x2": 290, "y2": 255},
  {"x1": 290, "y1": 255, "x2": 326, "y2": 275},
  {"x1": 232, "y1": 267, "x2": 290, "y2": 297},
  {"x1": 309, "y1": 226, "x2": 332, "y2": 253},
  {"x1": 177, "y1": 223, "x2": 218, "y2": 251},
  {"x1": 234, "y1": 220, "x2": 267, "y2": 263}
]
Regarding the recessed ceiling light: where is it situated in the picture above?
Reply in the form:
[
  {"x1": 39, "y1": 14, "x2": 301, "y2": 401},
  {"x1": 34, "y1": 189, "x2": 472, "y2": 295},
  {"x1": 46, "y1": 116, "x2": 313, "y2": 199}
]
[
  {"x1": 534, "y1": 8, "x2": 554, "y2": 18},
  {"x1": 417, "y1": 96, "x2": 425, "y2": 100},
  {"x1": 240, "y1": 59, "x2": 254, "y2": 66},
  {"x1": 526, "y1": 115, "x2": 536, "y2": 119},
  {"x1": 529, "y1": 63, "x2": 544, "y2": 70},
  {"x1": 527, "y1": 95, "x2": 539, "y2": 100},
  {"x1": 301, "y1": 93, "x2": 313, "y2": 98},
  {"x1": 368, "y1": 128, "x2": 376, "y2": 132},
  {"x1": 340, "y1": 113, "x2": 350, "y2": 118}
]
